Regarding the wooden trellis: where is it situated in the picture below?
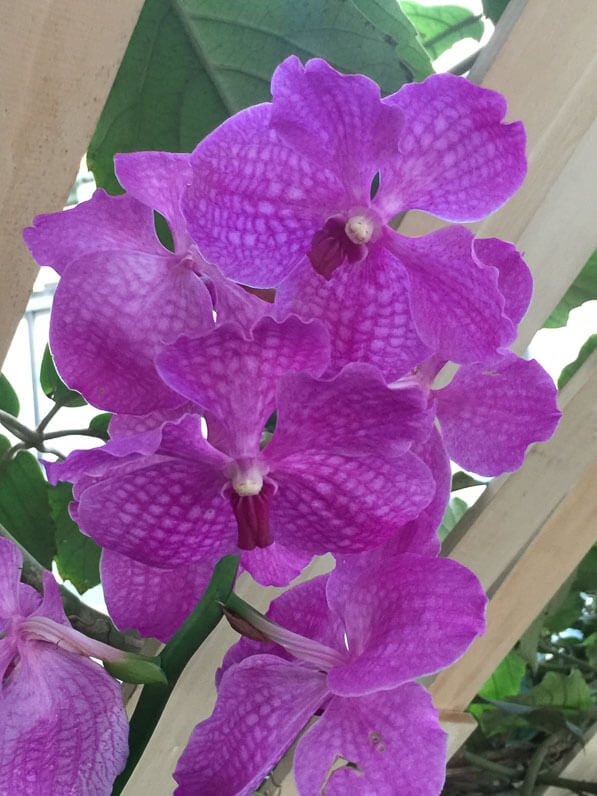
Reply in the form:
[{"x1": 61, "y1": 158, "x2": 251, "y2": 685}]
[{"x1": 1, "y1": 0, "x2": 596, "y2": 793}]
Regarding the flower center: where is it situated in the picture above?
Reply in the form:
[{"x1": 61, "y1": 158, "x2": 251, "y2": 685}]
[
  {"x1": 344, "y1": 214, "x2": 375, "y2": 245},
  {"x1": 228, "y1": 460, "x2": 274, "y2": 550}
]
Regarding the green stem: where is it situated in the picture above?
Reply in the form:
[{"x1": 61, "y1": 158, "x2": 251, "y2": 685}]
[
  {"x1": 539, "y1": 642, "x2": 597, "y2": 674},
  {"x1": 521, "y1": 734, "x2": 559, "y2": 796},
  {"x1": 460, "y1": 749, "x2": 520, "y2": 779},
  {"x1": 42, "y1": 428, "x2": 109, "y2": 441},
  {"x1": 36, "y1": 401, "x2": 62, "y2": 434},
  {"x1": 424, "y1": 14, "x2": 482, "y2": 49},
  {"x1": 112, "y1": 554, "x2": 240, "y2": 794}
]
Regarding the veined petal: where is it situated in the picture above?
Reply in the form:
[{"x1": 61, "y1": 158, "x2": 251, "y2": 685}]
[
  {"x1": 184, "y1": 103, "x2": 345, "y2": 287},
  {"x1": 156, "y1": 316, "x2": 330, "y2": 457},
  {"x1": 114, "y1": 151, "x2": 192, "y2": 251},
  {"x1": 0, "y1": 644, "x2": 128, "y2": 795},
  {"x1": 387, "y1": 226, "x2": 515, "y2": 364},
  {"x1": 474, "y1": 237, "x2": 533, "y2": 327},
  {"x1": 275, "y1": 245, "x2": 431, "y2": 380},
  {"x1": 241, "y1": 542, "x2": 313, "y2": 587},
  {"x1": 174, "y1": 656, "x2": 328, "y2": 796},
  {"x1": 294, "y1": 684, "x2": 446, "y2": 795},
  {"x1": 23, "y1": 190, "x2": 160, "y2": 275},
  {"x1": 266, "y1": 363, "x2": 432, "y2": 463},
  {"x1": 0, "y1": 537, "x2": 24, "y2": 620},
  {"x1": 271, "y1": 56, "x2": 403, "y2": 200},
  {"x1": 271, "y1": 450, "x2": 434, "y2": 555},
  {"x1": 50, "y1": 251, "x2": 214, "y2": 413},
  {"x1": 101, "y1": 550, "x2": 217, "y2": 642},
  {"x1": 379, "y1": 73, "x2": 526, "y2": 222},
  {"x1": 436, "y1": 353, "x2": 561, "y2": 476},
  {"x1": 327, "y1": 554, "x2": 486, "y2": 695}
]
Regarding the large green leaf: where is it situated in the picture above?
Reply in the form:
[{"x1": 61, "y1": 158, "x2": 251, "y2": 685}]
[
  {"x1": 478, "y1": 652, "x2": 526, "y2": 701},
  {"x1": 558, "y1": 334, "x2": 597, "y2": 391},
  {"x1": 88, "y1": 0, "x2": 431, "y2": 193},
  {"x1": 0, "y1": 374, "x2": 20, "y2": 417},
  {"x1": 40, "y1": 345, "x2": 86, "y2": 408},
  {"x1": 510, "y1": 670, "x2": 593, "y2": 713},
  {"x1": 401, "y1": 2, "x2": 484, "y2": 60},
  {"x1": 544, "y1": 249, "x2": 597, "y2": 328},
  {"x1": 48, "y1": 482, "x2": 101, "y2": 594},
  {"x1": 0, "y1": 436, "x2": 56, "y2": 568},
  {"x1": 575, "y1": 543, "x2": 597, "y2": 593}
]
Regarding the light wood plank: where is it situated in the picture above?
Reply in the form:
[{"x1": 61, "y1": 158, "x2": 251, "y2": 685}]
[
  {"x1": 540, "y1": 724, "x2": 597, "y2": 794},
  {"x1": 0, "y1": 0, "x2": 145, "y2": 367}
]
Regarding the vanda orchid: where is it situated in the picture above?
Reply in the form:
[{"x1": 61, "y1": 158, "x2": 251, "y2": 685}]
[{"x1": 11, "y1": 32, "x2": 564, "y2": 795}]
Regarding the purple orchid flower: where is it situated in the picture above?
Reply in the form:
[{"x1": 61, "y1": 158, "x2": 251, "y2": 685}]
[
  {"x1": 0, "y1": 537, "x2": 128, "y2": 794},
  {"x1": 389, "y1": 238, "x2": 561, "y2": 477},
  {"x1": 174, "y1": 552, "x2": 487, "y2": 795},
  {"x1": 183, "y1": 56, "x2": 527, "y2": 380},
  {"x1": 23, "y1": 151, "x2": 265, "y2": 414},
  {"x1": 47, "y1": 315, "x2": 436, "y2": 595}
]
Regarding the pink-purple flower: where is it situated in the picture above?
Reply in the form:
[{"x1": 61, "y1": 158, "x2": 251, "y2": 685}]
[
  {"x1": 0, "y1": 537, "x2": 128, "y2": 794},
  {"x1": 183, "y1": 57, "x2": 527, "y2": 380},
  {"x1": 174, "y1": 553, "x2": 487, "y2": 794}
]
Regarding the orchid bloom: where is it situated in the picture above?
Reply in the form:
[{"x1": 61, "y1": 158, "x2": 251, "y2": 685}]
[
  {"x1": 183, "y1": 56, "x2": 527, "y2": 380},
  {"x1": 0, "y1": 538, "x2": 128, "y2": 794},
  {"x1": 23, "y1": 152, "x2": 264, "y2": 414},
  {"x1": 47, "y1": 315, "x2": 436, "y2": 595},
  {"x1": 175, "y1": 553, "x2": 487, "y2": 794}
]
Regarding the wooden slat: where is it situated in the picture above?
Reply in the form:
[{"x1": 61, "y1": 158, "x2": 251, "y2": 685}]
[
  {"x1": 539, "y1": 724, "x2": 597, "y2": 794},
  {"x1": 0, "y1": 0, "x2": 145, "y2": 367}
]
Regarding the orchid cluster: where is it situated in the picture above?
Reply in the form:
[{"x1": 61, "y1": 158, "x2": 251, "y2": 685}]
[{"x1": 16, "y1": 57, "x2": 561, "y2": 793}]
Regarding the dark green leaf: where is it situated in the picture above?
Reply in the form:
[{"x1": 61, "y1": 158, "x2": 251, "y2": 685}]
[
  {"x1": 479, "y1": 652, "x2": 526, "y2": 700},
  {"x1": 575, "y1": 543, "x2": 597, "y2": 593},
  {"x1": 40, "y1": 345, "x2": 86, "y2": 407},
  {"x1": 451, "y1": 471, "x2": 485, "y2": 491},
  {"x1": 517, "y1": 612, "x2": 545, "y2": 672},
  {"x1": 545, "y1": 249, "x2": 597, "y2": 328},
  {"x1": 558, "y1": 334, "x2": 597, "y2": 391},
  {"x1": 0, "y1": 374, "x2": 20, "y2": 417},
  {"x1": 401, "y1": 2, "x2": 484, "y2": 60},
  {"x1": 438, "y1": 496, "x2": 467, "y2": 541},
  {"x1": 88, "y1": 0, "x2": 431, "y2": 193},
  {"x1": 48, "y1": 482, "x2": 101, "y2": 594},
  {"x1": 509, "y1": 670, "x2": 593, "y2": 713},
  {"x1": 543, "y1": 590, "x2": 584, "y2": 633},
  {"x1": 482, "y1": 0, "x2": 510, "y2": 23},
  {"x1": 88, "y1": 413, "x2": 112, "y2": 441},
  {"x1": 0, "y1": 436, "x2": 56, "y2": 568}
]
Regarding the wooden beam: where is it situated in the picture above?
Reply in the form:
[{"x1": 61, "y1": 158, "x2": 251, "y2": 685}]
[
  {"x1": 0, "y1": 0, "x2": 145, "y2": 367},
  {"x1": 539, "y1": 724, "x2": 597, "y2": 794}
]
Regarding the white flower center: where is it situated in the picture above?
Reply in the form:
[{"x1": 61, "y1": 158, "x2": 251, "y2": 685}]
[
  {"x1": 233, "y1": 477, "x2": 263, "y2": 497},
  {"x1": 345, "y1": 214, "x2": 375, "y2": 245}
]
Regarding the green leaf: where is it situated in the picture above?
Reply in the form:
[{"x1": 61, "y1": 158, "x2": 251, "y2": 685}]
[
  {"x1": 401, "y1": 2, "x2": 484, "y2": 60},
  {"x1": 88, "y1": 0, "x2": 431, "y2": 193},
  {"x1": 575, "y1": 543, "x2": 597, "y2": 592},
  {"x1": 545, "y1": 249, "x2": 597, "y2": 328},
  {"x1": 438, "y1": 496, "x2": 467, "y2": 541},
  {"x1": 510, "y1": 670, "x2": 593, "y2": 713},
  {"x1": 0, "y1": 436, "x2": 56, "y2": 568},
  {"x1": 40, "y1": 345, "x2": 86, "y2": 407},
  {"x1": 482, "y1": 0, "x2": 510, "y2": 23},
  {"x1": 48, "y1": 482, "x2": 101, "y2": 594},
  {"x1": 558, "y1": 334, "x2": 597, "y2": 391},
  {"x1": 0, "y1": 374, "x2": 20, "y2": 417},
  {"x1": 88, "y1": 413, "x2": 112, "y2": 441},
  {"x1": 479, "y1": 652, "x2": 526, "y2": 700},
  {"x1": 451, "y1": 471, "x2": 485, "y2": 491},
  {"x1": 543, "y1": 590, "x2": 584, "y2": 633}
]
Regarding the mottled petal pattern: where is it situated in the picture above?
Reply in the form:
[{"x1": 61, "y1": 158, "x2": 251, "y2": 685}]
[
  {"x1": 0, "y1": 645, "x2": 128, "y2": 795},
  {"x1": 387, "y1": 226, "x2": 515, "y2": 363},
  {"x1": 174, "y1": 656, "x2": 328, "y2": 796},
  {"x1": 271, "y1": 56, "x2": 403, "y2": 198},
  {"x1": 379, "y1": 73, "x2": 526, "y2": 221},
  {"x1": 241, "y1": 543, "x2": 313, "y2": 587},
  {"x1": 474, "y1": 237, "x2": 532, "y2": 326},
  {"x1": 327, "y1": 554, "x2": 486, "y2": 695},
  {"x1": 276, "y1": 245, "x2": 431, "y2": 380},
  {"x1": 436, "y1": 354, "x2": 561, "y2": 476},
  {"x1": 184, "y1": 103, "x2": 345, "y2": 286},
  {"x1": 271, "y1": 451, "x2": 434, "y2": 555},
  {"x1": 295, "y1": 685, "x2": 446, "y2": 795},
  {"x1": 101, "y1": 550, "x2": 217, "y2": 642}
]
